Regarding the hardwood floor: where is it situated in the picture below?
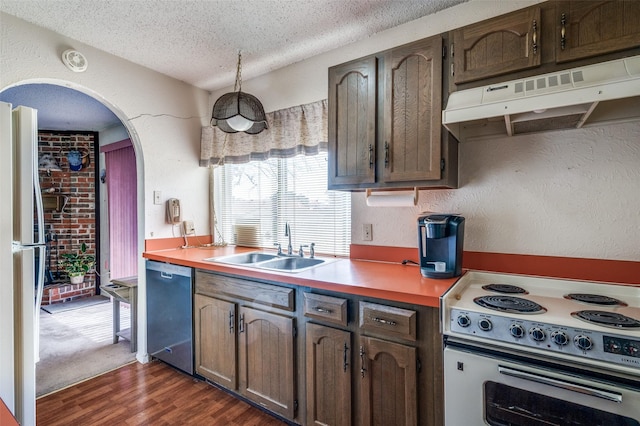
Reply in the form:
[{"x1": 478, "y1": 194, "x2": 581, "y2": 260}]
[{"x1": 36, "y1": 360, "x2": 287, "y2": 425}]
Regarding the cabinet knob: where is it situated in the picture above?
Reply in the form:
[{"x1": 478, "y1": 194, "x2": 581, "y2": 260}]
[
  {"x1": 532, "y1": 20, "x2": 538, "y2": 54},
  {"x1": 384, "y1": 142, "x2": 389, "y2": 168},
  {"x1": 560, "y1": 13, "x2": 567, "y2": 50}
]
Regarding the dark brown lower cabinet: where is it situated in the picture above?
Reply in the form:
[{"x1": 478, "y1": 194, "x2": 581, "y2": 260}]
[
  {"x1": 239, "y1": 306, "x2": 296, "y2": 420},
  {"x1": 359, "y1": 336, "x2": 418, "y2": 426},
  {"x1": 195, "y1": 271, "x2": 442, "y2": 425},
  {"x1": 305, "y1": 323, "x2": 352, "y2": 426},
  {"x1": 194, "y1": 289, "x2": 297, "y2": 421},
  {"x1": 194, "y1": 294, "x2": 237, "y2": 389}
]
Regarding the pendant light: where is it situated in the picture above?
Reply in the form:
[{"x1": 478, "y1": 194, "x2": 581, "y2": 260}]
[{"x1": 210, "y1": 52, "x2": 268, "y2": 134}]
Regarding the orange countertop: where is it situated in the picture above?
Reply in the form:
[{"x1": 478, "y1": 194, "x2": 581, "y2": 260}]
[{"x1": 143, "y1": 246, "x2": 457, "y2": 308}]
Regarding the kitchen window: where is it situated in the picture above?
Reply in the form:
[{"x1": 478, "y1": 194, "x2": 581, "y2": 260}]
[{"x1": 213, "y1": 152, "x2": 351, "y2": 256}]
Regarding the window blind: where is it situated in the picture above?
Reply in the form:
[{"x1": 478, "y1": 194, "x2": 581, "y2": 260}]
[{"x1": 213, "y1": 153, "x2": 351, "y2": 257}]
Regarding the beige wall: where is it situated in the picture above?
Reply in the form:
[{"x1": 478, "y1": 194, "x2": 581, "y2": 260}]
[{"x1": 214, "y1": 0, "x2": 640, "y2": 262}]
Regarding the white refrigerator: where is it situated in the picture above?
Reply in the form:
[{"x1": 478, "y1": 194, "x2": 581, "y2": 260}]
[{"x1": 0, "y1": 101, "x2": 45, "y2": 426}]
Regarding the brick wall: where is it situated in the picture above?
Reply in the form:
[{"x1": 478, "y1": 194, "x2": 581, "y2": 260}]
[{"x1": 39, "y1": 132, "x2": 97, "y2": 304}]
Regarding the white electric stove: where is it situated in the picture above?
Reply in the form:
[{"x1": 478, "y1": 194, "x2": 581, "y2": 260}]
[{"x1": 441, "y1": 271, "x2": 640, "y2": 425}]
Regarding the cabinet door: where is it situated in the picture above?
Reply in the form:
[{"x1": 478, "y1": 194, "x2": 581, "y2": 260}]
[
  {"x1": 383, "y1": 36, "x2": 442, "y2": 183},
  {"x1": 556, "y1": 0, "x2": 640, "y2": 63},
  {"x1": 328, "y1": 56, "x2": 377, "y2": 188},
  {"x1": 194, "y1": 294, "x2": 237, "y2": 389},
  {"x1": 359, "y1": 336, "x2": 417, "y2": 426},
  {"x1": 238, "y1": 306, "x2": 296, "y2": 419},
  {"x1": 452, "y1": 6, "x2": 541, "y2": 84},
  {"x1": 306, "y1": 323, "x2": 352, "y2": 426}
]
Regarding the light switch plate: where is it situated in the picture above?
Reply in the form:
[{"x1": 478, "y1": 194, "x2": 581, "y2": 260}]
[{"x1": 153, "y1": 190, "x2": 162, "y2": 205}]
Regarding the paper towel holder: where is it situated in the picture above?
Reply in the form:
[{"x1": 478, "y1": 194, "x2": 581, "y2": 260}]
[{"x1": 365, "y1": 187, "x2": 418, "y2": 206}]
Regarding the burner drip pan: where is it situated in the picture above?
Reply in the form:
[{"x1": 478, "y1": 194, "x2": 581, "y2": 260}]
[
  {"x1": 565, "y1": 293, "x2": 627, "y2": 306},
  {"x1": 572, "y1": 310, "x2": 640, "y2": 329},
  {"x1": 482, "y1": 284, "x2": 527, "y2": 294},
  {"x1": 474, "y1": 295, "x2": 546, "y2": 314}
]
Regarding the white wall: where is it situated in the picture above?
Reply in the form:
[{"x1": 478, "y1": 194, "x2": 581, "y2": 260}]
[
  {"x1": 0, "y1": 12, "x2": 210, "y2": 240},
  {"x1": 1, "y1": 12, "x2": 211, "y2": 367},
  {"x1": 213, "y1": 0, "x2": 639, "y2": 262},
  {"x1": 353, "y1": 123, "x2": 640, "y2": 261}
]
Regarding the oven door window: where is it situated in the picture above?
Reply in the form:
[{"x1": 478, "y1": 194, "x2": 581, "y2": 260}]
[{"x1": 485, "y1": 382, "x2": 639, "y2": 426}]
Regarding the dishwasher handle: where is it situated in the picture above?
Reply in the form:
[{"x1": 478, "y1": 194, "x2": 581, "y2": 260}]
[{"x1": 498, "y1": 365, "x2": 623, "y2": 403}]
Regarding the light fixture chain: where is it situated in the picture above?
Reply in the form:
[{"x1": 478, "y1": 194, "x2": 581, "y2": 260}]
[{"x1": 234, "y1": 51, "x2": 242, "y2": 92}]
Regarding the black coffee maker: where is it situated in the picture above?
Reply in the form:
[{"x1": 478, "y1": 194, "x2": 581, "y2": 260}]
[{"x1": 417, "y1": 214, "x2": 465, "y2": 278}]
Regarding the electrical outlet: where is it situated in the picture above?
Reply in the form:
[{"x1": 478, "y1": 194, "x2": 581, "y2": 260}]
[
  {"x1": 362, "y1": 223, "x2": 373, "y2": 241},
  {"x1": 182, "y1": 220, "x2": 195, "y2": 236},
  {"x1": 153, "y1": 190, "x2": 162, "y2": 205}
]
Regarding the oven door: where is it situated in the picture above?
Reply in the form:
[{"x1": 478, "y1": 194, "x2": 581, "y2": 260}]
[{"x1": 444, "y1": 341, "x2": 640, "y2": 426}]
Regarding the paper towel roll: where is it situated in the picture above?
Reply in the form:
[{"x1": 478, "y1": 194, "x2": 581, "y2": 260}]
[{"x1": 365, "y1": 188, "x2": 418, "y2": 207}]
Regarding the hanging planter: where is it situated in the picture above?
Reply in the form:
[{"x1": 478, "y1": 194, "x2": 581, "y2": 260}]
[
  {"x1": 67, "y1": 149, "x2": 89, "y2": 171},
  {"x1": 67, "y1": 150, "x2": 83, "y2": 171}
]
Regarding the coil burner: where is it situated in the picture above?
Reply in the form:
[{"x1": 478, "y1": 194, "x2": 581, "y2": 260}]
[
  {"x1": 565, "y1": 294, "x2": 627, "y2": 306},
  {"x1": 482, "y1": 284, "x2": 528, "y2": 294},
  {"x1": 572, "y1": 310, "x2": 640, "y2": 329},
  {"x1": 474, "y1": 295, "x2": 546, "y2": 314}
]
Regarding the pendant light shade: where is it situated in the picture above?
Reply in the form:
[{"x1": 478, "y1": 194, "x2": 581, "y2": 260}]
[{"x1": 210, "y1": 52, "x2": 268, "y2": 134}]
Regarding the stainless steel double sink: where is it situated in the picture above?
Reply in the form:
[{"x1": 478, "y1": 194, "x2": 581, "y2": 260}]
[{"x1": 204, "y1": 251, "x2": 336, "y2": 273}]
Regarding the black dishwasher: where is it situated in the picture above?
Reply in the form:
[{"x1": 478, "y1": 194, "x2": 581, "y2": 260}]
[{"x1": 146, "y1": 260, "x2": 193, "y2": 374}]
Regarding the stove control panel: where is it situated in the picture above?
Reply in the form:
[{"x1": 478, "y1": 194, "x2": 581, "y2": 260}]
[{"x1": 449, "y1": 308, "x2": 640, "y2": 368}]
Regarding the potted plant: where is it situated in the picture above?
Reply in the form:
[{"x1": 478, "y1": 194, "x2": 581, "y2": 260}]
[{"x1": 60, "y1": 242, "x2": 95, "y2": 284}]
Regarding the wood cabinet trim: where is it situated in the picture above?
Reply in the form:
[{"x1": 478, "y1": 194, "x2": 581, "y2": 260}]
[{"x1": 196, "y1": 270, "x2": 295, "y2": 311}]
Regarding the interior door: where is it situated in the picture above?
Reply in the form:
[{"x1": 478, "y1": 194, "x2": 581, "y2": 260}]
[{"x1": 102, "y1": 140, "x2": 137, "y2": 280}]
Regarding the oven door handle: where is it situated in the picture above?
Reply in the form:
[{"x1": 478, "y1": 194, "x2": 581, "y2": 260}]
[{"x1": 498, "y1": 366, "x2": 623, "y2": 403}]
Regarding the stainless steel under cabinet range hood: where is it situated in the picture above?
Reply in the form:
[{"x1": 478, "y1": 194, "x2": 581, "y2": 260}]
[{"x1": 443, "y1": 55, "x2": 640, "y2": 142}]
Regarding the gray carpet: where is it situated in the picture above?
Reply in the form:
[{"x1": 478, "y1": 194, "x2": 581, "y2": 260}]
[
  {"x1": 37, "y1": 301, "x2": 137, "y2": 397},
  {"x1": 41, "y1": 295, "x2": 110, "y2": 314}
]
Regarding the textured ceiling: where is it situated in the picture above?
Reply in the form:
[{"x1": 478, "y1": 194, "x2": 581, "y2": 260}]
[
  {"x1": 0, "y1": 0, "x2": 465, "y2": 91},
  {"x1": 1, "y1": 0, "x2": 465, "y2": 131}
]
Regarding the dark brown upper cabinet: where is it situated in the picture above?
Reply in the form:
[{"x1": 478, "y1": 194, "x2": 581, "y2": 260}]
[
  {"x1": 328, "y1": 56, "x2": 378, "y2": 188},
  {"x1": 556, "y1": 0, "x2": 640, "y2": 63},
  {"x1": 383, "y1": 37, "x2": 443, "y2": 183},
  {"x1": 328, "y1": 35, "x2": 457, "y2": 191},
  {"x1": 452, "y1": 7, "x2": 542, "y2": 84},
  {"x1": 450, "y1": 1, "x2": 640, "y2": 89}
]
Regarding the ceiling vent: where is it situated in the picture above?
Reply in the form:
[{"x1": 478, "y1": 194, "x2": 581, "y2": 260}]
[{"x1": 61, "y1": 49, "x2": 88, "y2": 73}]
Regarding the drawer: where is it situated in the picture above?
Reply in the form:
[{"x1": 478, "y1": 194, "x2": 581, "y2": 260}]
[
  {"x1": 196, "y1": 271, "x2": 295, "y2": 311},
  {"x1": 303, "y1": 292, "x2": 348, "y2": 327},
  {"x1": 359, "y1": 301, "x2": 416, "y2": 341}
]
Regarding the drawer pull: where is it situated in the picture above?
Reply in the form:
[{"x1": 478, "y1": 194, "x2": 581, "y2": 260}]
[
  {"x1": 373, "y1": 317, "x2": 397, "y2": 326},
  {"x1": 313, "y1": 306, "x2": 333, "y2": 314}
]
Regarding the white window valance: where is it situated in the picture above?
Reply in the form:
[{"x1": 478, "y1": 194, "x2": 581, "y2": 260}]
[{"x1": 200, "y1": 99, "x2": 327, "y2": 166}]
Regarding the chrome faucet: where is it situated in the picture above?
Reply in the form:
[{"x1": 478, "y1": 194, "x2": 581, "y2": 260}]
[{"x1": 285, "y1": 222, "x2": 293, "y2": 255}]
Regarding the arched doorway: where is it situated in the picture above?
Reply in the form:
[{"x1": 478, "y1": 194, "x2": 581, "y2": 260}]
[{"x1": 0, "y1": 82, "x2": 144, "y2": 395}]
